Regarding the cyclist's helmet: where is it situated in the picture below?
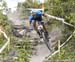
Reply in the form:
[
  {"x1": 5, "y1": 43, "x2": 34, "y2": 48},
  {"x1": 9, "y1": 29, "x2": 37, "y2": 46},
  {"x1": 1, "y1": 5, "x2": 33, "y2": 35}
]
[{"x1": 30, "y1": 10, "x2": 43, "y2": 16}]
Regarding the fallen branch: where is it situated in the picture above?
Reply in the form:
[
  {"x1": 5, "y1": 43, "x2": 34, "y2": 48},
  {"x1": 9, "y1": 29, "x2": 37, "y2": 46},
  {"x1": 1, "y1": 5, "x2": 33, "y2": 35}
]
[
  {"x1": 46, "y1": 14, "x2": 74, "y2": 27},
  {"x1": 0, "y1": 29, "x2": 10, "y2": 53}
]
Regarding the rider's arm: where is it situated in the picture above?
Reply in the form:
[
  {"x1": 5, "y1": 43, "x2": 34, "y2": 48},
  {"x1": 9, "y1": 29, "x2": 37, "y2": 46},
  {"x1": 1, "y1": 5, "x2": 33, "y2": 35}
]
[
  {"x1": 29, "y1": 16, "x2": 33, "y2": 25},
  {"x1": 43, "y1": 13, "x2": 49, "y2": 18},
  {"x1": 40, "y1": 11, "x2": 49, "y2": 18}
]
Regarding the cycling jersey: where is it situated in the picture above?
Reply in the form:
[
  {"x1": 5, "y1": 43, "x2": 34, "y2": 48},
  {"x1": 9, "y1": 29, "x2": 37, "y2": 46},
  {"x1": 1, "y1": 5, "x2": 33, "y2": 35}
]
[{"x1": 29, "y1": 10, "x2": 44, "y2": 23}]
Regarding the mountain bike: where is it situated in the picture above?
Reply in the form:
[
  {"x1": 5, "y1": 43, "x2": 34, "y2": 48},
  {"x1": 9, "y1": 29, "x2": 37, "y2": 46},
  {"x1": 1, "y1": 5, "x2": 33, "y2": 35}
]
[{"x1": 37, "y1": 24, "x2": 52, "y2": 52}]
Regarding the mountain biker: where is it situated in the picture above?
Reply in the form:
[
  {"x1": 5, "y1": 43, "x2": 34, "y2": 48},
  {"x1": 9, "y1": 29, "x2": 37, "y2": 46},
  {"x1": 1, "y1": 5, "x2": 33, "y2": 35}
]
[{"x1": 29, "y1": 10, "x2": 48, "y2": 38}]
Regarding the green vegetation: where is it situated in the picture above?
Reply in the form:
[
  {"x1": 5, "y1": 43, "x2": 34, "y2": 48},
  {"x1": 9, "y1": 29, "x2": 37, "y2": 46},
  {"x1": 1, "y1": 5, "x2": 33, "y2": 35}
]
[
  {"x1": 45, "y1": 0, "x2": 75, "y2": 61},
  {"x1": 0, "y1": 0, "x2": 9, "y2": 48},
  {"x1": 49, "y1": 36, "x2": 75, "y2": 62},
  {"x1": 0, "y1": 0, "x2": 75, "y2": 62},
  {"x1": 17, "y1": 38, "x2": 32, "y2": 62},
  {"x1": 9, "y1": 37, "x2": 32, "y2": 62},
  {"x1": 0, "y1": 1, "x2": 32, "y2": 62},
  {"x1": 46, "y1": 0, "x2": 75, "y2": 24}
]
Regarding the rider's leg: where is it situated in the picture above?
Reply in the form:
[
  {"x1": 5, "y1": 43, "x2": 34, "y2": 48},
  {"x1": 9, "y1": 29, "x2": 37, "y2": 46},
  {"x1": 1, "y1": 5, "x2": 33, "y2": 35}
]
[
  {"x1": 32, "y1": 21, "x2": 41, "y2": 37},
  {"x1": 41, "y1": 22, "x2": 49, "y2": 37},
  {"x1": 41, "y1": 22, "x2": 48, "y2": 32}
]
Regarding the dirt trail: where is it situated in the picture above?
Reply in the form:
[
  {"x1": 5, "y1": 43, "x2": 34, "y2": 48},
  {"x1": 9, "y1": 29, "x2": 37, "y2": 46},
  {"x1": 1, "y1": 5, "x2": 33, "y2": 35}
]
[{"x1": 31, "y1": 43, "x2": 51, "y2": 62}]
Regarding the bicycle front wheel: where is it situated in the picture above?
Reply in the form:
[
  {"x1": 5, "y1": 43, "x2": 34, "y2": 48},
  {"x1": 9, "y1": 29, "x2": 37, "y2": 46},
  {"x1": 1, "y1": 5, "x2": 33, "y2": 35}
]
[{"x1": 42, "y1": 32, "x2": 52, "y2": 52}]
